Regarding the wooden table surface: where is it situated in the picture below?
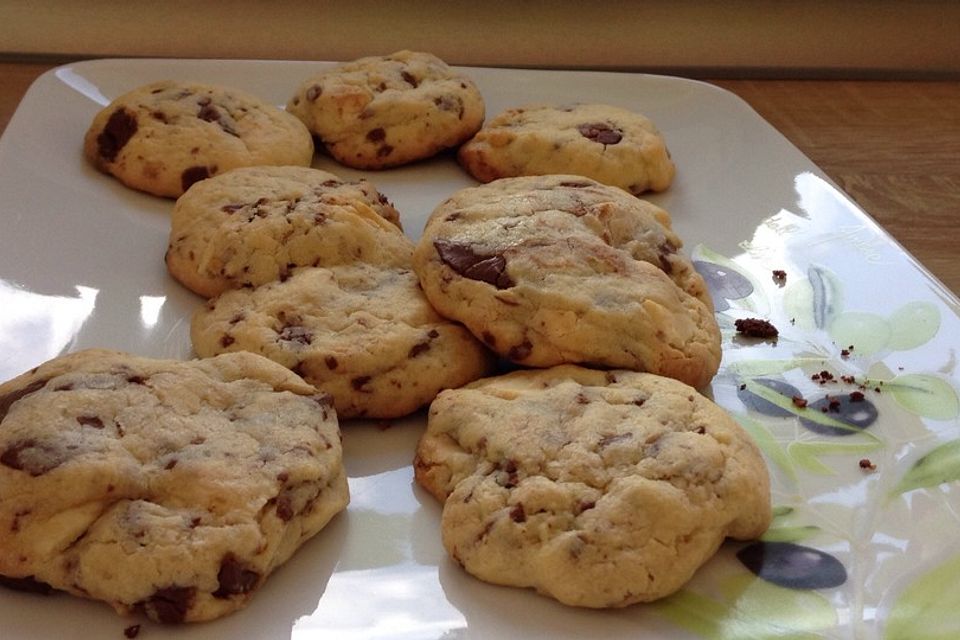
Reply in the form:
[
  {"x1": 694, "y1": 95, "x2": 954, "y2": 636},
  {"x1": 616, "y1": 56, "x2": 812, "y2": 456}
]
[{"x1": 2, "y1": 61, "x2": 958, "y2": 297}]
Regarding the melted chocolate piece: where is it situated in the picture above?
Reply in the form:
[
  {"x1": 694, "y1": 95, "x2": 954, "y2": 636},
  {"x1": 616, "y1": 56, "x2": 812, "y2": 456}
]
[
  {"x1": 138, "y1": 586, "x2": 196, "y2": 623},
  {"x1": 97, "y1": 108, "x2": 138, "y2": 162},
  {"x1": 1, "y1": 439, "x2": 64, "y2": 476},
  {"x1": 737, "y1": 541, "x2": 847, "y2": 590},
  {"x1": 213, "y1": 555, "x2": 260, "y2": 598},
  {"x1": 400, "y1": 70, "x2": 419, "y2": 88},
  {"x1": 0, "y1": 378, "x2": 48, "y2": 421},
  {"x1": 181, "y1": 165, "x2": 212, "y2": 192},
  {"x1": 366, "y1": 127, "x2": 386, "y2": 142},
  {"x1": 434, "y1": 240, "x2": 514, "y2": 289},
  {"x1": 278, "y1": 325, "x2": 313, "y2": 346},
  {"x1": 577, "y1": 122, "x2": 623, "y2": 145}
]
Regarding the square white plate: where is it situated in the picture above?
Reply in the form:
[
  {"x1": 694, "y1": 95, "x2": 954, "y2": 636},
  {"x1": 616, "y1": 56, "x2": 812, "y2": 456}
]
[{"x1": 2, "y1": 59, "x2": 959, "y2": 639}]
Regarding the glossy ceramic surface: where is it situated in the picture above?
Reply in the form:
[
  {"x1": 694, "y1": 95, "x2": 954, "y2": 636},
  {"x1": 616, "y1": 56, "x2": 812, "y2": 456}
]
[{"x1": 1, "y1": 59, "x2": 958, "y2": 639}]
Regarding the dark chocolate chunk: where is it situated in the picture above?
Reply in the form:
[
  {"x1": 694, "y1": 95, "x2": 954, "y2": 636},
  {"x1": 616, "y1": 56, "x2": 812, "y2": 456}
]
[
  {"x1": 181, "y1": 165, "x2": 212, "y2": 192},
  {"x1": 400, "y1": 70, "x2": 419, "y2": 88},
  {"x1": 97, "y1": 108, "x2": 138, "y2": 162},
  {"x1": 434, "y1": 239, "x2": 514, "y2": 289},
  {"x1": 0, "y1": 378, "x2": 48, "y2": 422},
  {"x1": 213, "y1": 555, "x2": 260, "y2": 598},
  {"x1": 306, "y1": 84, "x2": 323, "y2": 101},
  {"x1": 577, "y1": 122, "x2": 623, "y2": 145},
  {"x1": 220, "y1": 334, "x2": 235, "y2": 348},
  {"x1": 324, "y1": 356, "x2": 339, "y2": 370},
  {"x1": 123, "y1": 624, "x2": 141, "y2": 638},
  {"x1": 1, "y1": 439, "x2": 64, "y2": 476},
  {"x1": 376, "y1": 144, "x2": 395, "y2": 158},
  {"x1": 366, "y1": 127, "x2": 386, "y2": 142},
  {"x1": 275, "y1": 494, "x2": 294, "y2": 521},
  {"x1": 509, "y1": 503, "x2": 526, "y2": 523},
  {"x1": 138, "y1": 586, "x2": 196, "y2": 623}
]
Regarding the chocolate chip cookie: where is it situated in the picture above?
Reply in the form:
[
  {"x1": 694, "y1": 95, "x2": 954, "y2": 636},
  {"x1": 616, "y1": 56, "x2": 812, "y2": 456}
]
[
  {"x1": 0, "y1": 349, "x2": 348, "y2": 623},
  {"x1": 84, "y1": 80, "x2": 314, "y2": 198},
  {"x1": 458, "y1": 103, "x2": 675, "y2": 194},
  {"x1": 191, "y1": 264, "x2": 493, "y2": 419},
  {"x1": 414, "y1": 365, "x2": 771, "y2": 607},
  {"x1": 412, "y1": 175, "x2": 720, "y2": 389},
  {"x1": 287, "y1": 50, "x2": 484, "y2": 169},
  {"x1": 166, "y1": 165, "x2": 412, "y2": 298}
]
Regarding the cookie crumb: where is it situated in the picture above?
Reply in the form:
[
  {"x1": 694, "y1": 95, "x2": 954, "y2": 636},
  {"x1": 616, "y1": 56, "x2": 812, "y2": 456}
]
[
  {"x1": 734, "y1": 318, "x2": 779, "y2": 339},
  {"x1": 123, "y1": 624, "x2": 141, "y2": 638},
  {"x1": 859, "y1": 458, "x2": 877, "y2": 472},
  {"x1": 792, "y1": 395, "x2": 808, "y2": 408},
  {"x1": 849, "y1": 391, "x2": 865, "y2": 403}
]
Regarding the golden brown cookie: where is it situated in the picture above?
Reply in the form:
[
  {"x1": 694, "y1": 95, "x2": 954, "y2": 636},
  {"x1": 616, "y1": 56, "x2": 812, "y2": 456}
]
[
  {"x1": 415, "y1": 365, "x2": 771, "y2": 607},
  {"x1": 287, "y1": 50, "x2": 484, "y2": 169},
  {"x1": 458, "y1": 103, "x2": 675, "y2": 194},
  {"x1": 84, "y1": 80, "x2": 314, "y2": 198},
  {"x1": 0, "y1": 349, "x2": 348, "y2": 622},
  {"x1": 191, "y1": 264, "x2": 494, "y2": 419},
  {"x1": 166, "y1": 165, "x2": 411, "y2": 298},
  {"x1": 412, "y1": 175, "x2": 720, "y2": 389}
]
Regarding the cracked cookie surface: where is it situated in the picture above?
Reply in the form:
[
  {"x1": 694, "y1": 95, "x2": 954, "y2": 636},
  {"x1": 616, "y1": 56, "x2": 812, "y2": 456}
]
[
  {"x1": 412, "y1": 174, "x2": 720, "y2": 389},
  {"x1": 287, "y1": 50, "x2": 484, "y2": 169},
  {"x1": 414, "y1": 365, "x2": 771, "y2": 607},
  {"x1": 0, "y1": 349, "x2": 348, "y2": 622},
  {"x1": 166, "y1": 165, "x2": 412, "y2": 298},
  {"x1": 191, "y1": 264, "x2": 494, "y2": 419},
  {"x1": 84, "y1": 80, "x2": 314, "y2": 198},
  {"x1": 458, "y1": 103, "x2": 675, "y2": 194}
]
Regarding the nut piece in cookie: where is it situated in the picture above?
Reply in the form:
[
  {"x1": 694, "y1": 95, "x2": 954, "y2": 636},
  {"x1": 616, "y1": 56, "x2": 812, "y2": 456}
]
[
  {"x1": 287, "y1": 50, "x2": 485, "y2": 169},
  {"x1": 166, "y1": 165, "x2": 412, "y2": 298},
  {"x1": 414, "y1": 365, "x2": 771, "y2": 607},
  {"x1": 412, "y1": 174, "x2": 720, "y2": 388},
  {"x1": 192, "y1": 264, "x2": 494, "y2": 419},
  {"x1": 83, "y1": 80, "x2": 314, "y2": 198},
  {"x1": 458, "y1": 103, "x2": 676, "y2": 194},
  {"x1": 0, "y1": 349, "x2": 348, "y2": 622}
]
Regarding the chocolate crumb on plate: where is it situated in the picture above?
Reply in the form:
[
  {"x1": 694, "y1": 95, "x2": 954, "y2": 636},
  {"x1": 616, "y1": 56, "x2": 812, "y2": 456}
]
[
  {"x1": 859, "y1": 458, "x2": 877, "y2": 472},
  {"x1": 772, "y1": 269, "x2": 787, "y2": 285},
  {"x1": 734, "y1": 317, "x2": 779, "y2": 339}
]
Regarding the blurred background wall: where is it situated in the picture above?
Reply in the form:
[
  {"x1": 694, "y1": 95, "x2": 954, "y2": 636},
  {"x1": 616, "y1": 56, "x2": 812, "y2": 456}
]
[{"x1": 2, "y1": 0, "x2": 957, "y2": 77}]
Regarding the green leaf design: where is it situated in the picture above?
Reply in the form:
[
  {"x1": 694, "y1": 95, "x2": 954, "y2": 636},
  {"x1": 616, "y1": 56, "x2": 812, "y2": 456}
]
[
  {"x1": 741, "y1": 379, "x2": 882, "y2": 442},
  {"x1": 887, "y1": 301, "x2": 941, "y2": 351},
  {"x1": 657, "y1": 574, "x2": 836, "y2": 639},
  {"x1": 886, "y1": 374, "x2": 960, "y2": 421},
  {"x1": 726, "y1": 358, "x2": 820, "y2": 377},
  {"x1": 891, "y1": 438, "x2": 960, "y2": 496},
  {"x1": 788, "y1": 441, "x2": 883, "y2": 475},
  {"x1": 760, "y1": 525, "x2": 821, "y2": 543},
  {"x1": 828, "y1": 311, "x2": 891, "y2": 356},
  {"x1": 884, "y1": 553, "x2": 960, "y2": 639},
  {"x1": 736, "y1": 415, "x2": 797, "y2": 483},
  {"x1": 771, "y1": 505, "x2": 794, "y2": 519},
  {"x1": 784, "y1": 265, "x2": 843, "y2": 331}
]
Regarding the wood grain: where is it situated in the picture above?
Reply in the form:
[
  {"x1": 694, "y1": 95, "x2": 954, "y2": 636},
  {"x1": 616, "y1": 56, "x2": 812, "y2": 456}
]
[{"x1": 2, "y1": 62, "x2": 957, "y2": 296}]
